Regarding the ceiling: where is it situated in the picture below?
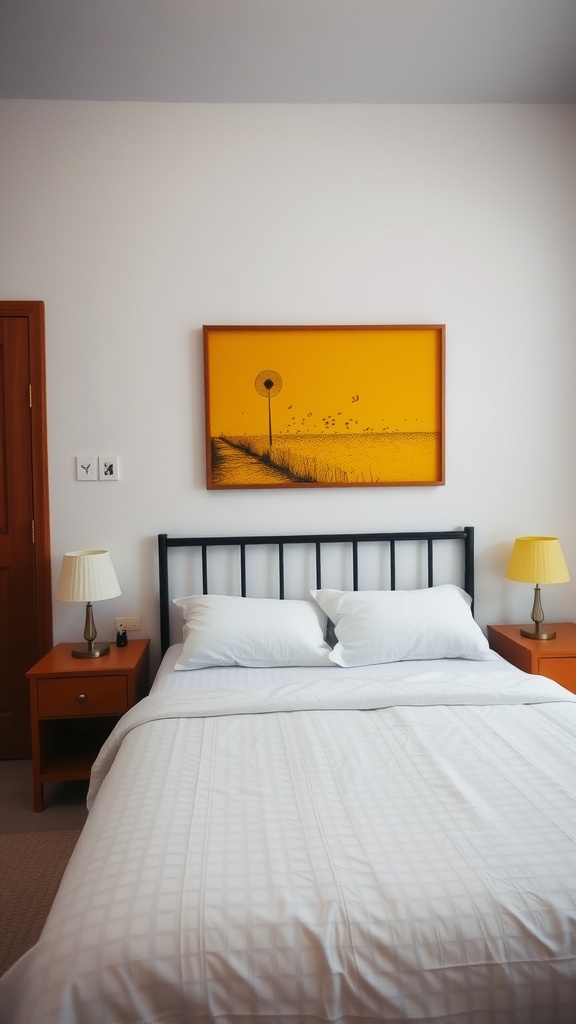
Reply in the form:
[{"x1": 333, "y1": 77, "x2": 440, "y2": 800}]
[{"x1": 1, "y1": 0, "x2": 576, "y2": 104}]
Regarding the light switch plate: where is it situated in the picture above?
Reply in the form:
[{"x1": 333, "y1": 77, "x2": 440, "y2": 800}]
[
  {"x1": 99, "y1": 456, "x2": 119, "y2": 480},
  {"x1": 76, "y1": 456, "x2": 98, "y2": 481}
]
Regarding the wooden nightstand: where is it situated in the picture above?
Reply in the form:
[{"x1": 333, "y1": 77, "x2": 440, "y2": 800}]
[
  {"x1": 27, "y1": 639, "x2": 150, "y2": 810},
  {"x1": 487, "y1": 623, "x2": 576, "y2": 695}
]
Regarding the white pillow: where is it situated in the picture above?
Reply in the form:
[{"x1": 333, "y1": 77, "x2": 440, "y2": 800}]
[
  {"x1": 311, "y1": 584, "x2": 493, "y2": 667},
  {"x1": 173, "y1": 594, "x2": 332, "y2": 669}
]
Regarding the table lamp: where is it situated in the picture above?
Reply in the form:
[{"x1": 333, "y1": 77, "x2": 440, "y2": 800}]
[
  {"x1": 506, "y1": 536, "x2": 570, "y2": 640},
  {"x1": 56, "y1": 549, "x2": 121, "y2": 657}
]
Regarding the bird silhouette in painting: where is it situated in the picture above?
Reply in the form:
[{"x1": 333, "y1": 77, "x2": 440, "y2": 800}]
[{"x1": 351, "y1": 395, "x2": 359, "y2": 403}]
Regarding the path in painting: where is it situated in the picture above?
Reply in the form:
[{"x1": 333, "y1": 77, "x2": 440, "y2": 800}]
[{"x1": 211, "y1": 438, "x2": 295, "y2": 486}]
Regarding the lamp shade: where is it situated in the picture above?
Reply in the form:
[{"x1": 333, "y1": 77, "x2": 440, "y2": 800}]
[
  {"x1": 56, "y1": 550, "x2": 121, "y2": 603},
  {"x1": 506, "y1": 536, "x2": 570, "y2": 585}
]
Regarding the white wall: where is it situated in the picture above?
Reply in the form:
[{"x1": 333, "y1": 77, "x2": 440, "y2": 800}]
[{"x1": 1, "y1": 100, "x2": 575, "y2": 670}]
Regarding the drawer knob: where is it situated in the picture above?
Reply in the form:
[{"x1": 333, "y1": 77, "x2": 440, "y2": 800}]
[{"x1": 77, "y1": 693, "x2": 86, "y2": 702}]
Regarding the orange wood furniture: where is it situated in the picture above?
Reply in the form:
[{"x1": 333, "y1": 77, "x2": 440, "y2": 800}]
[
  {"x1": 487, "y1": 622, "x2": 576, "y2": 694},
  {"x1": 27, "y1": 639, "x2": 150, "y2": 810}
]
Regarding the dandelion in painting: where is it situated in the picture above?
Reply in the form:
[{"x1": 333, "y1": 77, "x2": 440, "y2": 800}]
[{"x1": 254, "y1": 370, "x2": 282, "y2": 445}]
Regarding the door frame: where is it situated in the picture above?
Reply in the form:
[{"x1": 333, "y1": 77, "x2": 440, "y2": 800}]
[{"x1": 1, "y1": 300, "x2": 52, "y2": 656}]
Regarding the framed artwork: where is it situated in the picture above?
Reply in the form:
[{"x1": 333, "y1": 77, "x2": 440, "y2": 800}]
[{"x1": 203, "y1": 325, "x2": 445, "y2": 489}]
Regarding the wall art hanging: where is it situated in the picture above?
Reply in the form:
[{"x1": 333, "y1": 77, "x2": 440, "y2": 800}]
[{"x1": 203, "y1": 324, "x2": 445, "y2": 489}]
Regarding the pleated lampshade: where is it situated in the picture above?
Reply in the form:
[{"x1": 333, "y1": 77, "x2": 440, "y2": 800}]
[
  {"x1": 506, "y1": 537, "x2": 570, "y2": 585},
  {"x1": 56, "y1": 550, "x2": 121, "y2": 602}
]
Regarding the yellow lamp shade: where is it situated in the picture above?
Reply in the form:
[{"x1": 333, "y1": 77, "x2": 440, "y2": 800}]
[{"x1": 506, "y1": 536, "x2": 570, "y2": 585}]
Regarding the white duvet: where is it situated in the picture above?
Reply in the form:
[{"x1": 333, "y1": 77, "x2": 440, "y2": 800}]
[{"x1": 2, "y1": 654, "x2": 576, "y2": 1024}]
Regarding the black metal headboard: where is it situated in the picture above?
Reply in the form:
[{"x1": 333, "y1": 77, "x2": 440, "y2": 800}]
[{"x1": 158, "y1": 527, "x2": 475, "y2": 655}]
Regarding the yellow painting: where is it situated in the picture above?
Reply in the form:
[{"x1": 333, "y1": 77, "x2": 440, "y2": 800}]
[{"x1": 203, "y1": 325, "x2": 445, "y2": 489}]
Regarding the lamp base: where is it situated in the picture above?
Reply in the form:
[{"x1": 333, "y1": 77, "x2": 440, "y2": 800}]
[
  {"x1": 72, "y1": 641, "x2": 111, "y2": 658},
  {"x1": 520, "y1": 626, "x2": 556, "y2": 641}
]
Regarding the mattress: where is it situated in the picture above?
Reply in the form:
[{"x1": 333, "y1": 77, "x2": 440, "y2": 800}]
[{"x1": 2, "y1": 651, "x2": 576, "y2": 1024}]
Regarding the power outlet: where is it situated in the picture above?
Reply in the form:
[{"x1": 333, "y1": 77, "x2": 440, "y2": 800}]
[{"x1": 115, "y1": 616, "x2": 141, "y2": 631}]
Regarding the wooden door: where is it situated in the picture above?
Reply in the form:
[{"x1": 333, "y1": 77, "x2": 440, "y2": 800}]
[{"x1": 0, "y1": 301, "x2": 52, "y2": 758}]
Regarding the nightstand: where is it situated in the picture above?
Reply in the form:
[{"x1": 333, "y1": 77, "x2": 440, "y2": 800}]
[
  {"x1": 27, "y1": 639, "x2": 150, "y2": 810},
  {"x1": 487, "y1": 623, "x2": 576, "y2": 695}
]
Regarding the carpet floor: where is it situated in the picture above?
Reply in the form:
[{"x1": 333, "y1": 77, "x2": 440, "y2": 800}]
[
  {"x1": 0, "y1": 761, "x2": 88, "y2": 978},
  {"x1": 0, "y1": 828, "x2": 81, "y2": 976}
]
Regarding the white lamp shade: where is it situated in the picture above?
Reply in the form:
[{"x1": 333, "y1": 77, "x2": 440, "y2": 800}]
[
  {"x1": 56, "y1": 550, "x2": 121, "y2": 603},
  {"x1": 506, "y1": 536, "x2": 570, "y2": 585}
]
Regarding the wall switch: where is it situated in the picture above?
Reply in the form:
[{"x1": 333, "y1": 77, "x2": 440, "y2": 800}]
[
  {"x1": 76, "y1": 456, "x2": 98, "y2": 481},
  {"x1": 99, "y1": 456, "x2": 119, "y2": 480},
  {"x1": 115, "y1": 616, "x2": 141, "y2": 631}
]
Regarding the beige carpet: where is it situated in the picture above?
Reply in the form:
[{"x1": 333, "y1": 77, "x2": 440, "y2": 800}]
[{"x1": 0, "y1": 829, "x2": 81, "y2": 976}]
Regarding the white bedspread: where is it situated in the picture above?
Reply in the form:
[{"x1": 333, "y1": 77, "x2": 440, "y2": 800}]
[{"x1": 2, "y1": 657, "x2": 576, "y2": 1024}]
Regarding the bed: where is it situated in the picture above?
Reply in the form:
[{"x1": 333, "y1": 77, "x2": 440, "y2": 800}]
[{"x1": 2, "y1": 526, "x2": 576, "y2": 1024}]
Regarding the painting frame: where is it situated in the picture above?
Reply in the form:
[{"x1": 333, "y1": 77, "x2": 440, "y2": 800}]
[{"x1": 203, "y1": 324, "x2": 445, "y2": 489}]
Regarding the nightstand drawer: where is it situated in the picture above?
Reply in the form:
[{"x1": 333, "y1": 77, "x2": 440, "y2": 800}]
[
  {"x1": 539, "y1": 658, "x2": 576, "y2": 694},
  {"x1": 37, "y1": 676, "x2": 128, "y2": 717}
]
